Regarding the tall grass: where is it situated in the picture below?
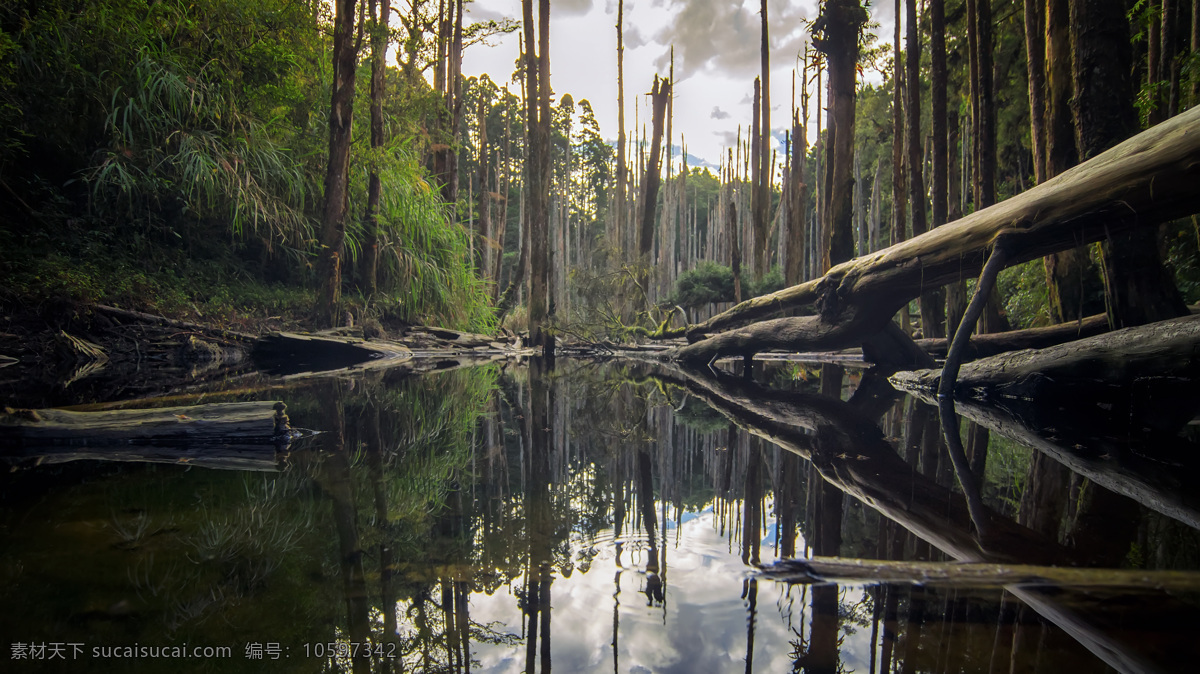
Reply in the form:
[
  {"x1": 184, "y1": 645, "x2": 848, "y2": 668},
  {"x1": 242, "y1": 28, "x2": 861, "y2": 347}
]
[
  {"x1": 88, "y1": 48, "x2": 313, "y2": 248},
  {"x1": 347, "y1": 143, "x2": 495, "y2": 332}
]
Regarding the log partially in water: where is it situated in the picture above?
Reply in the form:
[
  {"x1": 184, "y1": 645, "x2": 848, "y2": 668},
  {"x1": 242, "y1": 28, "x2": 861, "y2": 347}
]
[
  {"x1": 889, "y1": 313, "x2": 1200, "y2": 401},
  {"x1": 0, "y1": 401, "x2": 302, "y2": 471},
  {"x1": 663, "y1": 106, "x2": 1200, "y2": 362},
  {"x1": 757, "y1": 556, "x2": 1200, "y2": 591}
]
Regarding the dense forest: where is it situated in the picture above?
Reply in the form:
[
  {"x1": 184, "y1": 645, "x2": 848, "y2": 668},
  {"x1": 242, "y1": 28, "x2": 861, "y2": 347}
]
[{"x1": 1, "y1": 0, "x2": 1199, "y2": 354}]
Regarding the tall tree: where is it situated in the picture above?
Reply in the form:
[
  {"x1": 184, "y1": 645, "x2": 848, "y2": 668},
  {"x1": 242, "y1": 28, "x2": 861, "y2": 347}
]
[
  {"x1": 814, "y1": 0, "x2": 867, "y2": 270},
  {"x1": 522, "y1": 0, "x2": 552, "y2": 356},
  {"x1": 1024, "y1": 0, "x2": 1048, "y2": 185},
  {"x1": 1043, "y1": 0, "x2": 1091, "y2": 323},
  {"x1": 754, "y1": 0, "x2": 772, "y2": 279},
  {"x1": 1071, "y1": 0, "x2": 1189, "y2": 326},
  {"x1": 361, "y1": 0, "x2": 392, "y2": 297},
  {"x1": 891, "y1": 0, "x2": 909, "y2": 331},
  {"x1": 615, "y1": 0, "x2": 628, "y2": 261},
  {"x1": 316, "y1": 0, "x2": 360, "y2": 326},
  {"x1": 908, "y1": 0, "x2": 943, "y2": 337}
]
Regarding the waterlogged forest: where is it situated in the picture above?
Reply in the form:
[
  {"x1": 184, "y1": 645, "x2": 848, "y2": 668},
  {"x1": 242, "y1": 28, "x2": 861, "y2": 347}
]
[{"x1": 3, "y1": 0, "x2": 1200, "y2": 672}]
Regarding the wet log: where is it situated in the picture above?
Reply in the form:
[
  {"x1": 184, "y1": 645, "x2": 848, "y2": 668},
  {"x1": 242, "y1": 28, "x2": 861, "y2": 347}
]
[
  {"x1": 662, "y1": 106, "x2": 1200, "y2": 359},
  {"x1": 913, "y1": 313, "x2": 1110, "y2": 358},
  {"x1": 757, "y1": 556, "x2": 1200, "y2": 591},
  {"x1": 889, "y1": 313, "x2": 1200, "y2": 401},
  {"x1": 253, "y1": 331, "x2": 415, "y2": 375},
  {"x1": 0, "y1": 401, "x2": 301, "y2": 471}
]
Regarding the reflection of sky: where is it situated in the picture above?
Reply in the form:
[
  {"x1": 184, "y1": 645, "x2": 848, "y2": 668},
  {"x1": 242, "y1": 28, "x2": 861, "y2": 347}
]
[{"x1": 399, "y1": 498, "x2": 876, "y2": 673}]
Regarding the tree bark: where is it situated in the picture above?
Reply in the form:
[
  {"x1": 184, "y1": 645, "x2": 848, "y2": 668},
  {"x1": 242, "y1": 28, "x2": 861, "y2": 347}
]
[
  {"x1": 522, "y1": 0, "x2": 552, "y2": 356},
  {"x1": 1024, "y1": 0, "x2": 1048, "y2": 185},
  {"x1": 756, "y1": 0, "x2": 771, "y2": 279},
  {"x1": 815, "y1": 0, "x2": 866, "y2": 270},
  {"x1": 638, "y1": 77, "x2": 671, "y2": 273},
  {"x1": 316, "y1": 0, "x2": 360, "y2": 327}
]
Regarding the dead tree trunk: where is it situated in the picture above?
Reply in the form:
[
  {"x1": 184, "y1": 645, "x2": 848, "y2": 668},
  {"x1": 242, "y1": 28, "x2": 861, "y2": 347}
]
[{"x1": 638, "y1": 76, "x2": 671, "y2": 305}]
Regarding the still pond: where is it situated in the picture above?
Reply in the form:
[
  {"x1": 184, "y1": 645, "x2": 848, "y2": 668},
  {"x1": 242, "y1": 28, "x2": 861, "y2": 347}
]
[{"x1": 2, "y1": 359, "x2": 1199, "y2": 673}]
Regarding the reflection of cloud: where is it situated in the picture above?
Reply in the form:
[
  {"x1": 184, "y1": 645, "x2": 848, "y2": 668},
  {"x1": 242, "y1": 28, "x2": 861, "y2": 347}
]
[
  {"x1": 710, "y1": 106, "x2": 730, "y2": 120},
  {"x1": 652, "y1": 0, "x2": 816, "y2": 80}
]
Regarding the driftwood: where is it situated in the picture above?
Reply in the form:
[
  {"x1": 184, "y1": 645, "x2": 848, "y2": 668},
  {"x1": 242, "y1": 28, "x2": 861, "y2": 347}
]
[
  {"x1": 757, "y1": 556, "x2": 1200, "y2": 591},
  {"x1": 661, "y1": 106, "x2": 1200, "y2": 364},
  {"x1": 0, "y1": 401, "x2": 303, "y2": 471}
]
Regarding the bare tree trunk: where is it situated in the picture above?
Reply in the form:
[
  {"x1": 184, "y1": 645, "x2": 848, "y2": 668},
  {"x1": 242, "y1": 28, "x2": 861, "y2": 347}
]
[
  {"x1": 786, "y1": 73, "x2": 808, "y2": 287},
  {"x1": 615, "y1": 0, "x2": 627, "y2": 261},
  {"x1": 891, "y1": 0, "x2": 909, "y2": 333},
  {"x1": 909, "y1": 0, "x2": 943, "y2": 338},
  {"x1": 638, "y1": 77, "x2": 671, "y2": 305},
  {"x1": 816, "y1": 0, "x2": 866, "y2": 270},
  {"x1": 750, "y1": 77, "x2": 763, "y2": 279},
  {"x1": 1040, "y1": 0, "x2": 1091, "y2": 324},
  {"x1": 1024, "y1": 0, "x2": 1047, "y2": 185},
  {"x1": 756, "y1": 0, "x2": 772, "y2": 279},
  {"x1": 317, "y1": 0, "x2": 359, "y2": 327},
  {"x1": 521, "y1": 0, "x2": 552, "y2": 356},
  {"x1": 1072, "y1": 0, "x2": 1189, "y2": 327},
  {"x1": 361, "y1": 0, "x2": 391, "y2": 297},
  {"x1": 475, "y1": 93, "x2": 491, "y2": 279}
]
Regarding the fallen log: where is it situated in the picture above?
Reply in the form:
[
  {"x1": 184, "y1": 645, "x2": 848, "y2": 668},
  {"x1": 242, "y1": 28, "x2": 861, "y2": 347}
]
[
  {"x1": 757, "y1": 556, "x2": 1200, "y2": 591},
  {"x1": 0, "y1": 401, "x2": 305, "y2": 471},
  {"x1": 888, "y1": 313, "x2": 1200, "y2": 402},
  {"x1": 252, "y1": 331, "x2": 415, "y2": 375},
  {"x1": 662, "y1": 106, "x2": 1200, "y2": 361},
  {"x1": 913, "y1": 313, "x2": 1111, "y2": 358}
]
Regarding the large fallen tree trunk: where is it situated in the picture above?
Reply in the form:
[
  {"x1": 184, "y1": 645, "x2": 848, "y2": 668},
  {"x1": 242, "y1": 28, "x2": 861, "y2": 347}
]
[
  {"x1": 661, "y1": 106, "x2": 1200, "y2": 363},
  {"x1": 890, "y1": 313, "x2": 1200, "y2": 401}
]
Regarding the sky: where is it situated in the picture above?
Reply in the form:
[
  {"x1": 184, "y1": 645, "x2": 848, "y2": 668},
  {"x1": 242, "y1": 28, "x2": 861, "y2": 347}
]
[{"x1": 460, "y1": 0, "x2": 898, "y2": 172}]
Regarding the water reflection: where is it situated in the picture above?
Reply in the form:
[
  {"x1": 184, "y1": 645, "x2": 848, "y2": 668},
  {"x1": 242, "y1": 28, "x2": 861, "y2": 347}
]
[{"x1": 1, "y1": 359, "x2": 1199, "y2": 672}]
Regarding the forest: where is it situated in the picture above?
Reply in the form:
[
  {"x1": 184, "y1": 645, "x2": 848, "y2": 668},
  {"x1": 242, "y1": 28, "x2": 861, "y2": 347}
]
[{"x1": 0, "y1": 0, "x2": 1198, "y2": 363}]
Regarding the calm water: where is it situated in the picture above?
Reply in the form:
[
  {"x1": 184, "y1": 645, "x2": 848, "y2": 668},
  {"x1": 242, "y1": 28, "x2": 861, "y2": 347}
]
[{"x1": 2, "y1": 359, "x2": 1199, "y2": 673}]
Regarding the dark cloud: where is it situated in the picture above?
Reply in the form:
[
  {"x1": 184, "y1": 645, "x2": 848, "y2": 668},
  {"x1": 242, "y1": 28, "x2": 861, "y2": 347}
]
[
  {"x1": 652, "y1": 0, "x2": 817, "y2": 80},
  {"x1": 710, "y1": 106, "x2": 730, "y2": 120}
]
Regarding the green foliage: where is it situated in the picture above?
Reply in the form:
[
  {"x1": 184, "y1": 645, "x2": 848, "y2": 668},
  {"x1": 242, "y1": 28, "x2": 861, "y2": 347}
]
[
  {"x1": 671, "y1": 260, "x2": 735, "y2": 308},
  {"x1": 0, "y1": 0, "x2": 497, "y2": 331},
  {"x1": 996, "y1": 259, "x2": 1051, "y2": 329}
]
